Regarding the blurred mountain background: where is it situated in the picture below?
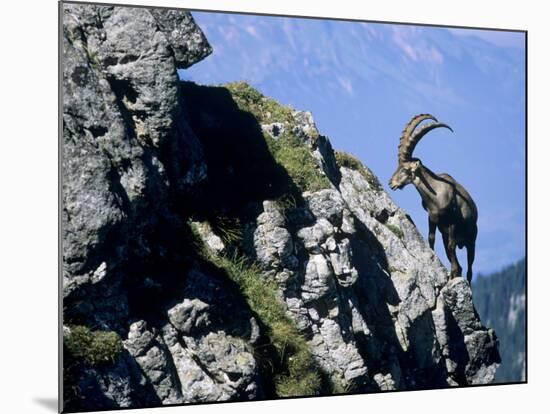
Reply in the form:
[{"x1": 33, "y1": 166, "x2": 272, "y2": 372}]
[{"x1": 473, "y1": 259, "x2": 526, "y2": 382}]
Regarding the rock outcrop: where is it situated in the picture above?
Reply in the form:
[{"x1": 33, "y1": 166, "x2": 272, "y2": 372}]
[{"x1": 62, "y1": 3, "x2": 500, "y2": 412}]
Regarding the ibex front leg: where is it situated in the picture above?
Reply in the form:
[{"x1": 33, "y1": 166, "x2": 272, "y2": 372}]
[{"x1": 441, "y1": 224, "x2": 462, "y2": 278}]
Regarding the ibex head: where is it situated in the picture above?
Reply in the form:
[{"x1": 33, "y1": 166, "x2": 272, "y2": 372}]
[
  {"x1": 389, "y1": 114, "x2": 453, "y2": 190},
  {"x1": 389, "y1": 159, "x2": 422, "y2": 190}
]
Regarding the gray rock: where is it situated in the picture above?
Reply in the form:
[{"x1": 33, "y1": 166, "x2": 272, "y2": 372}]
[
  {"x1": 124, "y1": 322, "x2": 184, "y2": 405},
  {"x1": 167, "y1": 299, "x2": 211, "y2": 335},
  {"x1": 297, "y1": 217, "x2": 334, "y2": 253},
  {"x1": 329, "y1": 239, "x2": 359, "y2": 287},
  {"x1": 261, "y1": 122, "x2": 286, "y2": 138},
  {"x1": 302, "y1": 253, "x2": 337, "y2": 302},
  {"x1": 122, "y1": 284, "x2": 261, "y2": 405},
  {"x1": 161, "y1": 325, "x2": 260, "y2": 402},
  {"x1": 373, "y1": 373, "x2": 397, "y2": 391},
  {"x1": 254, "y1": 201, "x2": 298, "y2": 271},
  {"x1": 75, "y1": 350, "x2": 159, "y2": 410},
  {"x1": 62, "y1": 2, "x2": 210, "y2": 296},
  {"x1": 251, "y1": 191, "x2": 369, "y2": 388},
  {"x1": 441, "y1": 278, "x2": 500, "y2": 384},
  {"x1": 338, "y1": 166, "x2": 499, "y2": 387},
  {"x1": 304, "y1": 189, "x2": 345, "y2": 225},
  {"x1": 249, "y1": 116, "x2": 500, "y2": 391},
  {"x1": 192, "y1": 221, "x2": 226, "y2": 255},
  {"x1": 63, "y1": 4, "x2": 263, "y2": 409},
  {"x1": 149, "y1": 9, "x2": 212, "y2": 68},
  {"x1": 291, "y1": 110, "x2": 320, "y2": 141}
]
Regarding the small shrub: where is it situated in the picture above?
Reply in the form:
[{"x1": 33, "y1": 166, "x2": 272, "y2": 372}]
[
  {"x1": 334, "y1": 151, "x2": 382, "y2": 190},
  {"x1": 274, "y1": 193, "x2": 301, "y2": 221},
  {"x1": 65, "y1": 325, "x2": 123, "y2": 366},
  {"x1": 334, "y1": 151, "x2": 364, "y2": 171},
  {"x1": 274, "y1": 193, "x2": 298, "y2": 213},
  {"x1": 210, "y1": 215, "x2": 242, "y2": 246},
  {"x1": 328, "y1": 377, "x2": 355, "y2": 394}
]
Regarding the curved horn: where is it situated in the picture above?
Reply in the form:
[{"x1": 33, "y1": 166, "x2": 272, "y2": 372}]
[
  {"x1": 403, "y1": 121, "x2": 454, "y2": 161},
  {"x1": 398, "y1": 114, "x2": 438, "y2": 163}
]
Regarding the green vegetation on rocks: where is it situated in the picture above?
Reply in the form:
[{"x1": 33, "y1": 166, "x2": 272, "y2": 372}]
[
  {"x1": 385, "y1": 223, "x2": 404, "y2": 239},
  {"x1": 65, "y1": 325, "x2": 124, "y2": 366},
  {"x1": 335, "y1": 150, "x2": 382, "y2": 190},
  {"x1": 225, "y1": 81, "x2": 296, "y2": 125},
  {"x1": 209, "y1": 215, "x2": 243, "y2": 246},
  {"x1": 189, "y1": 221, "x2": 323, "y2": 397},
  {"x1": 267, "y1": 133, "x2": 330, "y2": 193},
  {"x1": 225, "y1": 82, "x2": 330, "y2": 193},
  {"x1": 214, "y1": 254, "x2": 322, "y2": 397}
]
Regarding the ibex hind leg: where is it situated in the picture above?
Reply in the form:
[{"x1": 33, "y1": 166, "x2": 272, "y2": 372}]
[
  {"x1": 442, "y1": 226, "x2": 462, "y2": 279},
  {"x1": 466, "y1": 242, "x2": 475, "y2": 285}
]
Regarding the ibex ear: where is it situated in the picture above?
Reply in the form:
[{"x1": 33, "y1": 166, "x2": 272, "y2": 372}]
[{"x1": 410, "y1": 160, "x2": 421, "y2": 172}]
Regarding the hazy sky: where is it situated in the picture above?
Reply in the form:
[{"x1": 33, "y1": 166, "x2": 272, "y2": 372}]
[{"x1": 180, "y1": 12, "x2": 526, "y2": 277}]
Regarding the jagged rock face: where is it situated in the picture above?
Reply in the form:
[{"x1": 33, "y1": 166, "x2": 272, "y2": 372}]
[
  {"x1": 62, "y1": 4, "x2": 500, "y2": 412},
  {"x1": 62, "y1": 4, "x2": 260, "y2": 410},
  {"x1": 62, "y1": 3, "x2": 210, "y2": 297},
  {"x1": 249, "y1": 164, "x2": 499, "y2": 389}
]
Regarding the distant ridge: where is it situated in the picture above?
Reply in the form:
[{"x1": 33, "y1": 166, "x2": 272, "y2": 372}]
[{"x1": 473, "y1": 259, "x2": 526, "y2": 382}]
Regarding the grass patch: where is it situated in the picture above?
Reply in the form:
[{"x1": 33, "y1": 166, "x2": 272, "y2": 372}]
[
  {"x1": 64, "y1": 325, "x2": 123, "y2": 366},
  {"x1": 267, "y1": 133, "x2": 331, "y2": 193},
  {"x1": 214, "y1": 253, "x2": 322, "y2": 397},
  {"x1": 226, "y1": 82, "x2": 330, "y2": 194},
  {"x1": 189, "y1": 221, "x2": 323, "y2": 397},
  {"x1": 225, "y1": 81, "x2": 295, "y2": 125},
  {"x1": 180, "y1": 81, "x2": 330, "y2": 217},
  {"x1": 334, "y1": 151, "x2": 382, "y2": 190},
  {"x1": 385, "y1": 223, "x2": 404, "y2": 239},
  {"x1": 334, "y1": 151, "x2": 364, "y2": 171},
  {"x1": 63, "y1": 326, "x2": 124, "y2": 410},
  {"x1": 209, "y1": 215, "x2": 243, "y2": 246}
]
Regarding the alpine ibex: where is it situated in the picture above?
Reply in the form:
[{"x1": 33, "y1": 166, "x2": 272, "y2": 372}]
[{"x1": 389, "y1": 114, "x2": 478, "y2": 283}]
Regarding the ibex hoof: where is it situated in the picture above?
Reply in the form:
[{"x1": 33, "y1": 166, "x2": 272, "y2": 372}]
[{"x1": 449, "y1": 270, "x2": 462, "y2": 279}]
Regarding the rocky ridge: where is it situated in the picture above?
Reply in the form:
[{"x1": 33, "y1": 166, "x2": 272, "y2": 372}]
[{"x1": 62, "y1": 3, "x2": 500, "y2": 411}]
